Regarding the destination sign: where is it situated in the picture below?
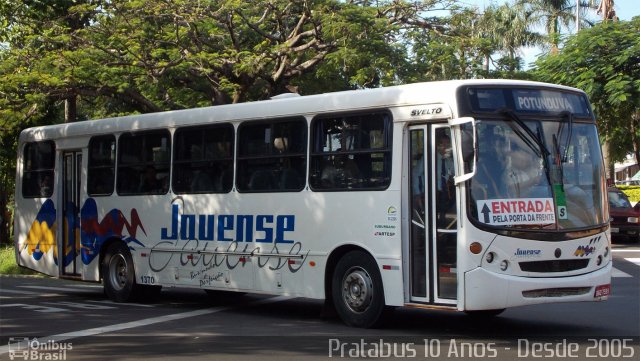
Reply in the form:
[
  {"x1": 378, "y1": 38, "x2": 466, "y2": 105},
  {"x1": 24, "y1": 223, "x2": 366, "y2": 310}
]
[
  {"x1": 468, "y1": 88, "x2": 591, "y2": 116},
  {"x1": 513, "y1": 89, "x2": 587, "y2": 114}
]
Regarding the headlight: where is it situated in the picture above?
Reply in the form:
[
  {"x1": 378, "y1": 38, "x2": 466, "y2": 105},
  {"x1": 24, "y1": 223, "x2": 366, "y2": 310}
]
[
  {"x1": 500, "y1": 260, "x2": 509, "y2": 271},
  {"x1": 627, "y1": 217, "x2": 639, "y2": 223},
  {"x1": 485, "y1": 252, "x2": 495, "y2": 263}
]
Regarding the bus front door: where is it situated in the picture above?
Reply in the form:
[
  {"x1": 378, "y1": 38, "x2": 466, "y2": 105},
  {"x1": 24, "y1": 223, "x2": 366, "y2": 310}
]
[
  {"x1": 61, "y1": 151, "x2": 82, "y2": 277},
  {"x1": 408, "y1": 125, "x2": 457, "y2": 305}
]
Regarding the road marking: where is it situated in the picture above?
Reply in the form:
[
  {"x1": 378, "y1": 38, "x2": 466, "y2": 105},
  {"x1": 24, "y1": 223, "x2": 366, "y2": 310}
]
[
  {"x1": 2, "y1": 287, "x2": 153, "y2": 307},
  {"x1": 625, "y1": 258, "x2": 640, "y2": 266},
  {"x1": 611, "y1": 249, "x2": 640, "y2": 253},
  {"x1": 0, "y1": 303, "x2": 67, "y2": 313},
  {"x1": 611, "y1": 267, "x2": 632, "y2": 278},
  {"x1": 70, "y1": 284, "x2": 103, "y2": 288},
  {"x1": 43, "y1": 301, "x2": 117, "y2": 310},
  {"x1": 0, "y1": 296, "x2": 292, "y2": 355},
  {"x1": 19, "y1": 285, "x2": 99, "y2": 293},
  {"x1": 0, "y1": 288, "x2": 66, "y2": 298},
  {"x1": 85, "y1": 300, "x2": 156, "y2": 308}
]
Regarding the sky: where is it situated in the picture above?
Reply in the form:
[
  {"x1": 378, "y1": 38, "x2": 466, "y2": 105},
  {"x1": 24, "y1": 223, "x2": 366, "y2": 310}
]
[{"x1": 458, "y1": 0, "x2": 640, "y2": 68}]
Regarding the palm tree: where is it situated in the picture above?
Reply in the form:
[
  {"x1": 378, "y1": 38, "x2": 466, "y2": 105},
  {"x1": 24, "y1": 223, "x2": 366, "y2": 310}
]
[
  {"x1": 475, "y1": 4, "x2": 544, "y2": 72},
  {"x1": 517, "y1": 0, "x2": 597, "y2": 52},
  {"x1": 596, "y1": 0, "x2": 617, "y2": 21}
]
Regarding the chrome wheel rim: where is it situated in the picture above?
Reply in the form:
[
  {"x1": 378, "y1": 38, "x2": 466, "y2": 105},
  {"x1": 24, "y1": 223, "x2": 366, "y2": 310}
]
[
  {"x1": 341, "y1": 266, "x2": 374, "y2": 313},
  {"x1": 108, "y1": 253, "x2": 128, "y2": 291}
]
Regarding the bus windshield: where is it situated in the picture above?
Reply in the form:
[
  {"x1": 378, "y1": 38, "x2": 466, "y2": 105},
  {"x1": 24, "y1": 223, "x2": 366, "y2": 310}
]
[{"x1": 469, "y1": 118, "x2": 606, "y2": 231}]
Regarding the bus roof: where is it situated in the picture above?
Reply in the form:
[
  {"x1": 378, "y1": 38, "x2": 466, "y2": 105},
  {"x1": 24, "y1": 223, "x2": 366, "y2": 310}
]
[{"x1": 19, "y1": 79, "x2": 585, "y2": 143}]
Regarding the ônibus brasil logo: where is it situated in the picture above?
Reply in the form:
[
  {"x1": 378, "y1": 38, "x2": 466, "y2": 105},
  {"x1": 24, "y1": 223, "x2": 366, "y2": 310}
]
[{"x1": 8, "y1": 338, "x2": 72, "y2": 361}]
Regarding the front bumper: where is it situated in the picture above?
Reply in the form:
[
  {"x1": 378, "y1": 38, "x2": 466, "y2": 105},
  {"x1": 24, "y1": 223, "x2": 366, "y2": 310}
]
[
  {"x1": 464, "y1": 261, "x2": 612, "y2": 310},
  {"x1": 610, "y1": 224, "x2": 640, "y2": 241}
]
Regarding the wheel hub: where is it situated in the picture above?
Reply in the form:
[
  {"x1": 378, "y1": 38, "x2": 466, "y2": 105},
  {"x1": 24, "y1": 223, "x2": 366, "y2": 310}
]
[
  {"x1": 342, "y1": 268, "x2": 373, "y2": 313},
  {"x1": 109, "y1": 254, "x2": 128, "y2": 291}
]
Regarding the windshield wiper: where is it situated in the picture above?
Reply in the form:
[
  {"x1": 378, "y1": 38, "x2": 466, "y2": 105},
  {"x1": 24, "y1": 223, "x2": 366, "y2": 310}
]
[
  {"x1": 554, "y1": 111, "x2": 574, "y2": 163},
  {"x1": 549, "y1": 111, "x2": 574, "y2": 185},
  {"x1": 496, "y1": 109, "x2": 550, "y2": 158}
]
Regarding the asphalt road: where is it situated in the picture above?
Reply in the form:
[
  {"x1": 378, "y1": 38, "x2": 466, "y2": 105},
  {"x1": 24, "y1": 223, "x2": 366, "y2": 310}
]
[{"x1": 0, "y1": 244, "x2": 638, "y2": 361}]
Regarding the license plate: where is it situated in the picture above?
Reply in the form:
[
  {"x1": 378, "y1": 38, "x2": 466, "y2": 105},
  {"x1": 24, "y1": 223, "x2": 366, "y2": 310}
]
[
  {"x1": 611, "y1": 227, "x2": 619, "y2": 233},
  {"x1": 594, "y1": 284, "x2": 611, "y2": 298}
]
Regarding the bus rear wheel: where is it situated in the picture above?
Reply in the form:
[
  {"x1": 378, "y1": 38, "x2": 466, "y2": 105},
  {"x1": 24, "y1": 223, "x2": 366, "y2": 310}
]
[
  {"x1": 102, "y1": 242, "x2": 140, "y2": 302},
  {"x1": 332, "y1": 250, "x2": 385, "y2": 328}
]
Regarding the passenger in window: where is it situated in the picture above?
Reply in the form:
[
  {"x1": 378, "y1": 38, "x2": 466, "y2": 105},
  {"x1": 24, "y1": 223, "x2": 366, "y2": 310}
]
[
  {"x1": 249, "y1": 170, "x2": 276, "y2": 191},
  {"x1": 274, "y1": 137, "x2": 288, "y2": 153},
  {"x1": 412, "y1": 154, "x2": 425, "y2": 215},
  {"x1": 40, "y1": 175, "x2": 52, "y2": 197},
  {"x1": 505, "y1": 145, "x2": 549, "y2": 198},
  {"x1": 474, "y1": 137, "x2": 508, "y2": 200},
  {"x1": 139, "y1": 166, "x2": 161, "y2": 193},
  {"x1": 280, "y1": 167, "x2": 301, "y2": 190},
  {"x1": 191, "y1": 169, "x2": 213, "y2": 192},
  {"x1": 321, "y1": 153, "x2": 361, "y2": 188},
  {"x1": 436, "y1": 134, "x2": 454, "y2": 227}
]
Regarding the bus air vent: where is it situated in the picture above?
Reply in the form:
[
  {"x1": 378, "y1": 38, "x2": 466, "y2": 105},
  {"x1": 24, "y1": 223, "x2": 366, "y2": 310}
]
[
  {"x1": 522, "y1": 287, "x2": 591, "y2": 298},
  {"x1": 518, "y1": 259, "x2": 589, "y2": 273}
]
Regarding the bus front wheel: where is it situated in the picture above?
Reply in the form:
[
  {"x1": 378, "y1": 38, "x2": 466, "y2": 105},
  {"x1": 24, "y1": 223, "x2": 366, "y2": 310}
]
[
  {"x1": 102, "y1": 242, "x2": 139, "y2": 302},
  {"x1": 332, "y1": 250, "x2": 385, "y2": 328}
]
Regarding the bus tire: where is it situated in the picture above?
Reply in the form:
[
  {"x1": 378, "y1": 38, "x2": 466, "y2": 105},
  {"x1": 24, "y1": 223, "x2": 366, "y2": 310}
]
[
  {"x1": 102, "y1": 242, "x2": 140, "y2": 302},
  {"x1": 332, "y1": 250, "x2": 385, "y2": 328}
]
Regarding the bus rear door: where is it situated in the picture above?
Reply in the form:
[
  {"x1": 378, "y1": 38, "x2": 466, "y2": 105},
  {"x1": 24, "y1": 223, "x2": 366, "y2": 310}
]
[{"x1": 61, "y1": 151, "x2": 82, "y2": 277}]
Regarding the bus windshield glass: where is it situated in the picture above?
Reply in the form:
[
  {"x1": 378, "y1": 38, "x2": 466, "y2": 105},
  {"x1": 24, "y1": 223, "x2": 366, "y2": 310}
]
[{"x1": 469, "y1": 119, "x2": 606, "y2": 231}]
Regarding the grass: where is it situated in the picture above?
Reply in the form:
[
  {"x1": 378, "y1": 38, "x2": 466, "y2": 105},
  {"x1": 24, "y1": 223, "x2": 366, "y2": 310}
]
[{"x1": 0, "y1": 245, "x2": 40, "y2": 276}]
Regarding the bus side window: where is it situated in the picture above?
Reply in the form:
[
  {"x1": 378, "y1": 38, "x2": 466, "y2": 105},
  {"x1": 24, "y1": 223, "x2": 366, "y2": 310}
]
[
  {"x1": 249, "y1": 170, "x2": 276, "y2": 191},
  {"x1": 117, "y1": 130, "x2": 171, "y2": 196},
  {"x1": 22, "y1": 141, "x2": 56, "y2": 198},
  {"x1": 173, "y1": 123, "x2": 234, "y2": 194},
  {"x1": 88, "y1": 135, "x2": 116, "y2": 196},
  {"x1": 236, "y1": 118, "x2": 307, "y2": 193},
  {"x1": 310, "y1": 112, "x2": 392, "y2": 191}
]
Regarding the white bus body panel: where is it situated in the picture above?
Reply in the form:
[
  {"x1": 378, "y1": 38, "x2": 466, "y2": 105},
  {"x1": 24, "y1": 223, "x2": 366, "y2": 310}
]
[
  {"x1": 14, "y1": 197, "x2": 60, "y2": 278},
  {"x1": 13, "y1": 147, "x2": 60, "y2": 278},
  {"x1": 14, "y1": 79, "x2": 603, "y2": 312},
  {"x1": 463, "y1": 231, "x2": 612, "y2": 310},
  {"x1": 465, "y1": 262, "x2": 612, "y2": 310}
]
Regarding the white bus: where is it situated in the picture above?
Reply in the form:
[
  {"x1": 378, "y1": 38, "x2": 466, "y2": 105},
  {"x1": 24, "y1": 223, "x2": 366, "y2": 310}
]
[{"x1": 14, "y1": 80, "x2": 611, "y2": 327}]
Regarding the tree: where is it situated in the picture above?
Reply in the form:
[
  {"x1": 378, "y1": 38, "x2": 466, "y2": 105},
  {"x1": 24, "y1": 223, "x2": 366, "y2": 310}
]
[
  {"x1": 475, "y1": 3, "x2": 544, "y2": 74},
  {"x1": 517, "y1": 0, "x2": 597, "y2": 52},
  {"x1": 1, "y1": 0, "x2": 465, "y2": 131},
  {"x1": 533, "y1": 17, "x2": 640, "y2": 170},
  {"x1": 403, "y1": 2, "x2": 544, "y2": 82},
  {"x1": 0, "y1": 0, "x2": 454, "y2": 229},
  {"x1": 596, "y1": 0, "x2": 617, "y2": 21}
]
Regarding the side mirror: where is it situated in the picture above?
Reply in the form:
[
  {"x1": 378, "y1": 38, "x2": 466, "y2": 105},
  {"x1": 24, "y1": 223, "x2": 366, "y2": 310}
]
[
  {"x1": 461, "y1": 124, "x2": 475, "y2": 163},
  {"x1": 448, "y1": 117, "x2": 476, "y2": 184},
  {"x1": 634, "y1": 202, "x2": 640, "y2": 212}
]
